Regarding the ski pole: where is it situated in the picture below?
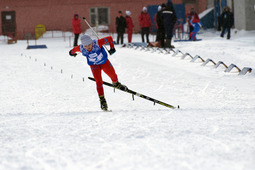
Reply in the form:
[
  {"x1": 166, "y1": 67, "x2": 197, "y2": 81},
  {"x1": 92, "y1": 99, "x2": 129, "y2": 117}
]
[{"x1": 82, "y1": 17, "x2": 109, "y2": 51}]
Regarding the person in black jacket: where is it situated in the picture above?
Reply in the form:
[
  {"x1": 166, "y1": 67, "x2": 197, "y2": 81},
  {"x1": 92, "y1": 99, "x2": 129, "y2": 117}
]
[
  {"x1": 116, "y1": 11, "x2": 126, "y2": 44},
  {"x1": 156, "y1": 4, "x2": 166, "y2": 48},
  {"x1": 220, "y1": 6, "x2": 234, "y2": 39},
  {"x1": 162, "y1": 1, "x2": 177, "y2": 48}
]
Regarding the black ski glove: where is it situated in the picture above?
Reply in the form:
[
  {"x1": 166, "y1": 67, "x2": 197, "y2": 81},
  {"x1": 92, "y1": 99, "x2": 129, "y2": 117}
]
[
  {"x1": 69, "y1": 50, "x2": 77, "y2": 57},
  {"x1": 108, "y1": 48, "x2": 116, "y2": 55}
]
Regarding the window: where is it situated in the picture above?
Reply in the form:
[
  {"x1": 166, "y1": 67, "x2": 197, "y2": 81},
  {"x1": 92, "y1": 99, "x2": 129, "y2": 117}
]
[
  {"x1": 90, "y1": 7, "x2": 109, "y2": 26},
  {"x1": 6, "y1": 15, "x2": 12, "y2": 20}
]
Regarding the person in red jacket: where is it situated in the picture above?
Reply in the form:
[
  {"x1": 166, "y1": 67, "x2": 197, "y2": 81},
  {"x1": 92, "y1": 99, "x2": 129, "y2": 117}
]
[
  {"x1": 139, "y1": 7, "x2": 152, "y2": 43},
  {"x1": 125, "y1": 11, "x2": 134, "y2": 43},
  {"x1": 69, "y1": 35, "x2": 128, "y2": 111},
  {"x1": 72, "y1": 14, "x2": 81, "y2": 47},
  {"x1": 185, "y1": 8, "x2": 200, "y2": 39}
]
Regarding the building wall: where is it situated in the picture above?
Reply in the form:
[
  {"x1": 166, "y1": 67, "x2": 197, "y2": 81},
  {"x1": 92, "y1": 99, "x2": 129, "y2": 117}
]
[
  {"x1": 207, "y1": 0, "x2": 214, "y2": 8},
  {"x1": 233, "y1": 0, "x2": 255, "y2": 30},
  {"x1": 184, "y1": 0, "x2": 207, "y2": 15},
  {"x1": 1, "y1": 0, "x2": 207, "y2": 39},
  {"x1": 245, "y1": 0, "x2": 255, "y2": 30},
  {"x1": 234, "y1": 0, "x2": 246, "y2": 30}
]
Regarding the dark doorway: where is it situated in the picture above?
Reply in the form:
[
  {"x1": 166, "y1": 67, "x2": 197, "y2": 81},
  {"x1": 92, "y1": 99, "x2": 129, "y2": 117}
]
[{"x1": 1, "y1": 11, "x2": 16, "y2": 38}]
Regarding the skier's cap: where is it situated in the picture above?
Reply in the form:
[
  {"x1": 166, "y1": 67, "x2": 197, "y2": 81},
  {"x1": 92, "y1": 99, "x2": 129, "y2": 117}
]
[
  {"x1": 126, "y1": 11, "x2": 131, "y2": 16},
  {"x1": 81, "y1": 35, "x2": 92, "y2": 46},
  {"x1": 143, "y1": 7, "x2": 147, "y2": 11}
]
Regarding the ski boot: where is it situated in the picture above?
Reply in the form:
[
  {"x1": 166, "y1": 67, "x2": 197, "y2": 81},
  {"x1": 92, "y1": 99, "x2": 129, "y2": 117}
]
[
  {"x1": 99, "y1": 95, "x2": 108, "y2": 111},
  {"x1": 113, "y1": 81, "x2": 128, "y2": 91}
]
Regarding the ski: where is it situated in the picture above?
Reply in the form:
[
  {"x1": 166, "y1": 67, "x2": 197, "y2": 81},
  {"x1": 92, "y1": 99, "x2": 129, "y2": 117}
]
[
  {"x1": 174, "y1": 39, "x2": 202, "y2": 42},
  {"x1": 88, "y1": 77, "x2": 179, "y2": 109}
]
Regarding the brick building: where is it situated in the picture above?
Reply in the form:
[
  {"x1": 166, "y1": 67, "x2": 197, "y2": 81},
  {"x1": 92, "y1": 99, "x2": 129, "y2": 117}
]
[{"x1": 1, "y1": 0, "x2": 207, "y2": 40}]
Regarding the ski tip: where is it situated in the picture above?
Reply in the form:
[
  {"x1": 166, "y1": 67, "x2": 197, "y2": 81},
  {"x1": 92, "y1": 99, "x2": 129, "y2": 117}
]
[{"x1": 88, "y1": 77, "x2": 94, "y2": 81}]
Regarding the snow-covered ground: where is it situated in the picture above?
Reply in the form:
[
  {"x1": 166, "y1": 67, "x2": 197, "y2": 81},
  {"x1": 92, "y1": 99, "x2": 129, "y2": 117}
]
[{"x1": 1, "y1": 29, "x2": 255, "y2": 170}]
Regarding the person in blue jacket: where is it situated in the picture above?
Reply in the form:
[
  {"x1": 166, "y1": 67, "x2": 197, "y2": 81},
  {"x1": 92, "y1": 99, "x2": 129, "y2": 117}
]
[
  {"x1": 189, "y1": 16, "x2": 201, "y2": 41},
  {"x1": 69, "y1": 35, "x2": 127, "y2": 111}
]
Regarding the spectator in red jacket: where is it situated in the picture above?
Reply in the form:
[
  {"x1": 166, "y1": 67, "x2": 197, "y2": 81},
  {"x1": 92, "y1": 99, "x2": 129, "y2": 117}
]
[
  {"x1": 139, "y1": 7, "x2": 152, "y2": 43},
  {"x1": 72, "y1": 14, "x2": 81, "y2": 47},
  {"x1": 125, "y1": 11, "x2": 134, "y2": 43}
]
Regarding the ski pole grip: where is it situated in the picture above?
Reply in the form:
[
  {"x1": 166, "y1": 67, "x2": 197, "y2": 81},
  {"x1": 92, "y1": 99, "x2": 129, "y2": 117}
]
[{"x1": 83, "y1": 17, "x2": 86, "y2": 20}]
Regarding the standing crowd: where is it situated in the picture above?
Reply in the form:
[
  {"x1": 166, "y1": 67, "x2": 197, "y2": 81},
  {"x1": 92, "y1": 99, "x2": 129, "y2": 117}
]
[
  {"x1": 71, "y1": 1, "x2": 234, "y2": 49},
  {"x1": 114, "y1": 0, "x2": 178, "y2": 48},
  {"x1": 115, "y1": 10, "x2": 134, "y2": 44}
]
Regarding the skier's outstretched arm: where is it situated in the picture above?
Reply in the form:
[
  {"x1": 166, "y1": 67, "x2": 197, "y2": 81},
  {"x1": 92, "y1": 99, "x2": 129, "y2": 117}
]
[
  {"x1": 98, "y1": 36, "x2": 116, "y2": 55},
  {"x1": 69, "y1": 45, "x2": 81, "y2": 57}
]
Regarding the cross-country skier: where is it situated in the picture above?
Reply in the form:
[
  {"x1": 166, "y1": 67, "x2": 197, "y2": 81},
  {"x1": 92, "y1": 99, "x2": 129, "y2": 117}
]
[{"x1": 69, "y1": 34, "x2": 128, "y2": 111}]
